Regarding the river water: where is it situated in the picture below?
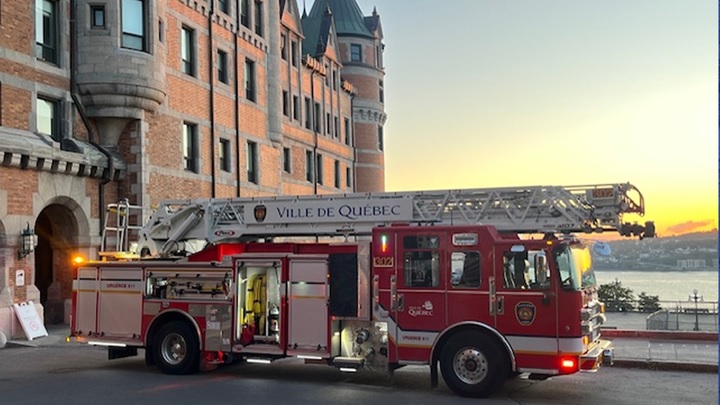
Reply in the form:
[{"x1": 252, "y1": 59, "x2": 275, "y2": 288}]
[{"x1": 595, "y1": 270, "x2": 718, "y2": 303}]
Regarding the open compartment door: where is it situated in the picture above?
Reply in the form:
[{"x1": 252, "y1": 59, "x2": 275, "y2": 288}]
[{"x1": 288, "y1": 256, "x2": 329, "y2": 357}]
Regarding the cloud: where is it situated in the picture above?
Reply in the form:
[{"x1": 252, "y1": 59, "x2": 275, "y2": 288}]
[{"x1": 665, "y1": 220, "x2": 715, "y2": 235}]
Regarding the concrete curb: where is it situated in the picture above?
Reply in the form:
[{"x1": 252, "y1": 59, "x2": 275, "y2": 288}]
[
  {"x1": 602, "y1": 329, "x2": 718, "y2": 341},
  {"x1": 612, "y1": 359, "x2": 718, "y2": 374}
]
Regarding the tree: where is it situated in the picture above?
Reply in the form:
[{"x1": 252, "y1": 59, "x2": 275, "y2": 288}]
[
  {"x1": 637, "y1": 292, "x2": 661, "y2": 313},
  {"x1": 598, "y1": 279, "x2": 635, "y2": 312}
]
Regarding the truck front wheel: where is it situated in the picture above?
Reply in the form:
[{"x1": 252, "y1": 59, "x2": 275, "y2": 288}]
[
  {"x1": 153, "y1": 321, "x2": 200, "y2": 375},
  {"x1": 439, "y1": 331, "x2": 509, "y2": 398}
]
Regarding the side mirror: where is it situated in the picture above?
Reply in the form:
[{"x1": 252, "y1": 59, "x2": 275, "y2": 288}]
[{"x1": 534, "y1": 254, "x2": 550, "y2": 289}]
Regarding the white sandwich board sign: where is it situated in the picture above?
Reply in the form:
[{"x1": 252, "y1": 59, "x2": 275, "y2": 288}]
[{"x1": 13, "y1": 301, "x2": 48, "y2": 340}]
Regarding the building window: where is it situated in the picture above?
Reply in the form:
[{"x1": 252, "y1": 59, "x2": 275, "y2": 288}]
[
  {"x1": 247, "y1": 140, "x2": 258, "y2": 183},
  {"x1": 316, "y1": 154, "x2": 323, "y2": 185},
  {"x1": 346, "y1": 167, "x2": 352, "y2": 188},
  {"x1": 379, "y1": 79, "x2": 384, "y2": 103},
  {"x1": 314, "y1": 102, "x2": 321, "y2": 133},
  {"x1": 181, "y1": 27, "x2": 195, "y2": 76},
  {"x1": 219, "y1": 138, "x2": 231, "y2": 172},
  {"x1": 324, "y1": 64, "x2": 330, "y2": 86},
  {"x1": 304, "y1": 97, "x2": 311, "y2": 129},
  {"x1": 378, "y1": 126, "x2": 384, "y2": 151},
  {"x1": 283, "y1": 147, "x2": 291, "y2": 173},
  {"x1": 183, "y1": 122, "x2": 198, "y2": 172},
  {"x1": 332, "y1": 70, "x2": 337, "y2": 91},
  {"x1": 122, "y1": 0, "x2": 146, "y2": 51},
  {"x1": 240, "y1": 0, "x2": 249, "y2": 28},
  {"x1": 36, "y1": 0, "x2": 58, "y2": 63},
  {"x1": 350, "y1": 44, "x2": 361, "y2": 62},
  {"x1": 334, "y1": 116, "x2": 339, "y2": 139},
  {"x1": 91, "y1": 5, "x2": 105, "y2": 28},
  {"x1": 218, "y1": 0, "x2": 229, "y2": 14},
  {"x1": 344, "y1": 118, "x2": 351, "y2": 145},
  {"x1": 281, "y1": 34, "x2": 288, "y2": 60},
  {"x1": 158, "y1": 19, "x2": 164, "y2": 43},
  {"x1": 244, "y1": 59, "x2": 256, "y2": 102},
  {"x1": 217, "y1": 50, "x2": 228, "y2": 84},
  {"x1": 292, "y1": 96, "x2": 299, "y2": 120},
  {"x1": 291, "y1": 41, "x2": 298, "y2": 67},
  {"x1": 326, "y1": 112, "x2": 331, "y2": 135},
  {"x1": 282, "y1": 91, "x2": 289, "y2": 116},
  {"x1": 36, "y1": 96, "x2": 59, "y2": 141},
  {"x1": 305, "y1": 150, "x2": 313, "y2": 182},
  {"x1": 254, "y1": 0, "x2": 263, "y2": 37},
  {"x1": 334, "y1": 160, "x2": 340, "y2": 188}
]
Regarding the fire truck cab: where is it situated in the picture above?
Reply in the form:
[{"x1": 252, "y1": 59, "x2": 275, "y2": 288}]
[{"x1": 71, "y1": 184, "x2": 653, "y2": 398}]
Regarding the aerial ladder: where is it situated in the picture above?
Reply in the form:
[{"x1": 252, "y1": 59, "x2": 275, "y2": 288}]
[{"x1": 103, "y1": 182, "x2": 655, "y2": 259}]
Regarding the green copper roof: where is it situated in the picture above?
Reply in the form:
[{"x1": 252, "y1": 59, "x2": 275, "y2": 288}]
[{"x1": 308, "y1": 0, "x2": 374, "y2": 38}]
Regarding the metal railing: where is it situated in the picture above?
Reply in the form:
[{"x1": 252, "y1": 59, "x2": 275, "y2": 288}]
[
  {"x1": 646, "y1": 300, "x2": 719, "y2": 332},
  {"x1": 603, "y1": 299, "x2": 719, "y2": 332}
]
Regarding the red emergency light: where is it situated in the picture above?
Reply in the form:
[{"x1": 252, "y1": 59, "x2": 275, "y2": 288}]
[{"x1": 560, "y1": 357, "x2": 578, "y2": 373}]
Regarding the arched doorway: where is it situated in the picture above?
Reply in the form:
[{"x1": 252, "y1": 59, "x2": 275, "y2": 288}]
[{"x1": 35, "y1": 204, "x2": 78, "y2": 325}]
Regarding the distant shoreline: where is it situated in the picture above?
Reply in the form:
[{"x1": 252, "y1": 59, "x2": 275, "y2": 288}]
[{"x1": 594, "y1": 268, "x2": 717, "y2": 272}]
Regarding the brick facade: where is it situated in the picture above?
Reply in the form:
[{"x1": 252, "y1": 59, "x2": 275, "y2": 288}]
[{"x1": 0, "y1": 0, "x2": 385, "y2": 337}]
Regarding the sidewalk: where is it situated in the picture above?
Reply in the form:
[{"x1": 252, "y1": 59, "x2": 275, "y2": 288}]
[{"x1": 4, "y1": 323, "x2": 718, "y2": 374}]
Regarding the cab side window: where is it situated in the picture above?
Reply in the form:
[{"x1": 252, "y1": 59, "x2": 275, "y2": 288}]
[
  {"x1": 403, "y1": 235, "x2": 439, "y2": 288},
  {"x1": 450, "y1": 251, "x2": 481, "y2": 288},
  {"x1": 502, "y1": 248, "x2": 549, "y2": 290}
]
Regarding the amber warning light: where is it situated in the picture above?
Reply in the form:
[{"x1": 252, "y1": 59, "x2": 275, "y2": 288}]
[
  {"x1": 72, "y1": 255, "x2": 85, "y2": 265},
  {"x1": 373, "y1": 233, "x2": 394, "y2": 267}
]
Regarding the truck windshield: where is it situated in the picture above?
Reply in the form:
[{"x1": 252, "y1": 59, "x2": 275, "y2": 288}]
[{"x1": 554, "y1": 244, "x2": 597, "y2": 291}]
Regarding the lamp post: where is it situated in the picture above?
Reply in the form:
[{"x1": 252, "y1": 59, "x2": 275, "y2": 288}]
[{"x1": 689, "y1": 289, "x2": 703, "y2": 331}]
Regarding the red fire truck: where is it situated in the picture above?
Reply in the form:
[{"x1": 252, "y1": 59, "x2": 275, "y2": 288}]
[{"x1": 70, "y1": 183, "x2": 654, "y2": 398}]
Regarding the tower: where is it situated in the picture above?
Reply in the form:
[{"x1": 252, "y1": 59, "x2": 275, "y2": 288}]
[{"x1": 308, "y1": 0, "x2": 386, "y2": 192}]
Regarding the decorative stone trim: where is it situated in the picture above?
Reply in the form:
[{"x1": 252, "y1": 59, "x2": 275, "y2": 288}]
[
  {"x1": 0, "y1": 128, "x2": 126, "y2": 180},
  {"x1": 354, "y1": 108, "x2": 387, "y2": 125}
]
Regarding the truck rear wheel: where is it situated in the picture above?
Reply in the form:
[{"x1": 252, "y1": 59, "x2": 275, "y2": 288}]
[
  {"x1": 439, "y1": 331, "x2": 509, "y2": 398},
  {"x1": 153, "y1": 321, "x2": 199, "y2": 375}
]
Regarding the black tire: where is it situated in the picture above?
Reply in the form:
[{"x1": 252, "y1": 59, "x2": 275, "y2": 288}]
[
  {"x1": 439, "y1": 331, "x2": 509, "y2": 398},
  {"x1": 153, "y1": 321, "x2": 200, "y2": 375}
]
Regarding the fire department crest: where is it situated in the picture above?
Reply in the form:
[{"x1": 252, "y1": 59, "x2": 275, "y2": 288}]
[
  {"x1": 515, "y1": 302, "x2": 536, "y2": 326},
  {"x1": 254, "y1": 204, "x2": 267, "y2": 223}
]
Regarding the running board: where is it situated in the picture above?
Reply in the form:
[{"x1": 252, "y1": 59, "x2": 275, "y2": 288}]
[{"x1": 333, "y1": 357, "x2": 364, "y2": 372}]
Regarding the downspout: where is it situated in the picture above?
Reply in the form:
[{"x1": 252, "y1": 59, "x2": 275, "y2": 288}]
[
  {"x1": 208, "y1": 2, "x2": 217, "y2": 198},
  {"x1": 350, "y1": 91, "x2": 356, "y2": 192},
  {"x1": 234, "y1": 1, "x2": 241, "y2": 197},
  {"x1": 310, "y1": 69, "x2": 317, "y2": 195},
  {"x1": 70, "y1": 0, "x2": 114, "y2": 235}
]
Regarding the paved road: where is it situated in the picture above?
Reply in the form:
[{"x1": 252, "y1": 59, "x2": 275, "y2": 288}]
[{"x1": 0, "y1": 343, "x2": 716, "y2": 405}]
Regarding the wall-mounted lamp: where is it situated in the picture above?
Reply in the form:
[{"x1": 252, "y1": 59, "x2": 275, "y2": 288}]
[{"x1": 18, "y1": 223, "x2": 38, "y2": 259}]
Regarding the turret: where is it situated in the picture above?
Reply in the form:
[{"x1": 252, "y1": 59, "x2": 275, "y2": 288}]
[
  {"x1": 308, "y1": 0, "x2": 386, "y2": 192},
  {"x1": 73, "y1": 0, "x2": 167, "y2": 147}
]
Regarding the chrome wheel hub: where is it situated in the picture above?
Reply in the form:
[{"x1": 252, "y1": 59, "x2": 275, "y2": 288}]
[
  {"x1": 453, "y1": 347, "x2": 489, "y2": 385},
  {"x1": 161, "y1": 332, "x2": 187, "y2": 365}
]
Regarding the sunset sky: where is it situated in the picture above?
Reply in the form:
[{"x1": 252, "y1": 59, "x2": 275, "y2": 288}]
[{"x1": 308, "y1": 0, "x2": 718, "y2": 237}]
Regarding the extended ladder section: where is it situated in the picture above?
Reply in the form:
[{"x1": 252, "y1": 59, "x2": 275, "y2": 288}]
[{"x1": 129, "y1": 183, "x2": 654, "y2": 258}]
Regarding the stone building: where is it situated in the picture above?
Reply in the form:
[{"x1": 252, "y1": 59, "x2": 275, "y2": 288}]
[{"x1": 0, "y1": 0, "x2": 386, "y2": 339}]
